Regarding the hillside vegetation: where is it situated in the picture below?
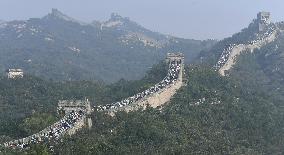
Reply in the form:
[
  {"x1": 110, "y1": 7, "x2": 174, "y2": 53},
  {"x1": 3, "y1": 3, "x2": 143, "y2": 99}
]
[
  {"x1": 2, "y1": 64, "x2": 283, "y2": 154},
  {"x1": 29, "y1": 66, "x2": 279, "y2": 155},
  {"x1": 0, "y1": 62, "x2": 167, "y2": 142}
]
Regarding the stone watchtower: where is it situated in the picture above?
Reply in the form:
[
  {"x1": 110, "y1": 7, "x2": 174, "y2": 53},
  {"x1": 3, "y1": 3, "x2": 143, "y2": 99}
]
[
  {"x1": 166, "y1": 52, "x2": 185, "y2": 81},
  {"x1": 58, "y1": 99, "x2": 93, "y2": 133},
  {"x1": 6, "y1": 69, "x2": 24, "y2": 79},
  {"x1": 166, "y1": 52, "x2": 185, "y2": 63},
  {"x1": 257, "y1": 12, "x2": 271, "y2": 32}
]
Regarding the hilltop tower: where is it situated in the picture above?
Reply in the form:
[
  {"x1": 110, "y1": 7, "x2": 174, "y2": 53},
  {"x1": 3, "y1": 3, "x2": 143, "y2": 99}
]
[
  {"x1": 166, "y1": 52, "x2": 184, "y2": 63},
  {"x1": 58, "y1": 99, "x2": 93, "y2": 133},
  {"x1": 6, "y1": 69, "x2": 24, "y2": 79},
  {"x1": 166, "y1": 52, "x2": 184, "y2": 81},
  {"x1": 257, "y1": 12, "x2": 271, "y2": 32}
]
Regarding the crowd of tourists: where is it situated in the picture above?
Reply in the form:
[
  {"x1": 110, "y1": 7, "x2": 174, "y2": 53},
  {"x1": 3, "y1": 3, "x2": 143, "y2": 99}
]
[
  {"x1": 3, "y1": 111, "x2": 84, "y2": 149},
  {"x1": 214, "y1": 24, "x2": 277, "y2": 70}
]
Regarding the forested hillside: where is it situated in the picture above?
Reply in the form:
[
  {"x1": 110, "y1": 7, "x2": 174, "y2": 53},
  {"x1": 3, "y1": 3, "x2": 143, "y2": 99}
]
[
  {"x1": 0, "y1": 75, "x2": 107, "y2": 140},
  {"x1": 0, "y1": 61, "x2": 167, "y2": 146},
  {"x1": 53, "y1": 66, "x2": 284, "y2": 155},
  {"x1": 2, "y1": 64, "x2": 283, "y2": 155}
]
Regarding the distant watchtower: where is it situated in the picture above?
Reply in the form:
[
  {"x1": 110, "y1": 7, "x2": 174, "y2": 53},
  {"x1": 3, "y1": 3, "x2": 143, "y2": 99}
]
[
  {"x1": 6, "y1": 69, "x2": 24, "y2": 79},
  {"x1": 166, "y1": 53, "x2": 184, "y2": 64},
  {"x1": 58, "y1": 99, "x2": 93, "y2": 130},
  {"x1": 257, "y1": 12, "x2": 271, "y2": 32},
  {"x1": 166, "y1": 52, "x2": 185, "y2": 81}
]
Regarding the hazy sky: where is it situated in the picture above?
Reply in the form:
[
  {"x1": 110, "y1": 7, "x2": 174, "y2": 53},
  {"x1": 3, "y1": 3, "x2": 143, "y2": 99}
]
[{"x1": 0, "y1": 0, "x2": 283, "y2": 40}]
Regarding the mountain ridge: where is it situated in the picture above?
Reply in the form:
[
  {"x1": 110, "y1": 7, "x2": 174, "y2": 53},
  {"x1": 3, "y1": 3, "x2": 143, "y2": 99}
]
[{"x1": 0, "y1": 9, "x2": 216, "y2": 83}]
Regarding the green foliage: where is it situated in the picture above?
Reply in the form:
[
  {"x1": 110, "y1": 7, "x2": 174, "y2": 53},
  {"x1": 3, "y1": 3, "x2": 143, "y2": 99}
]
[
  {"x1": 106, "y1": 61, "x2": 167, "y2": 102},
  {"x1": 0, "y1": 61, "x2": 167, "y2": 140},
  {"x1": 0, "y1": 76, "x2": 59, "y2": 138},
  {"x1": 1, "y1": 49, "x2": 284, "y2": 154},
  {"x1": 0, "y1": 75, "x2": 108, "y2": 138},
  {"x1": 19, "y1": 113, "x2": 57, "y2": 135},
  {"x1": 230, "y1": 33, "x2": 284, "y2": 102},
  {"x1": 53, "y1": 65, "x2": 284, "y2": 155},
  {"x1": 26, "y1": 144, "x2": 50, "y2": 155}
]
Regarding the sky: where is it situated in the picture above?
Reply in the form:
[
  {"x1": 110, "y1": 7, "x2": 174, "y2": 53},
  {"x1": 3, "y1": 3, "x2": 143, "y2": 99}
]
[{"x1": 0, "y1": 0, "x2": 283, "y2": 40}]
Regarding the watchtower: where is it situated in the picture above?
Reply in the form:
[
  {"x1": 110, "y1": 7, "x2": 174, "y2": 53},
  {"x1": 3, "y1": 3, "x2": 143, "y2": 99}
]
[
  {"x1": 257, "y1": 12, "x2": 271, "y2": 32},
  {"x1": 58, "y1": 99, "x2": 93, "y2": 129},
  {"x1": 166, "y1": 52, "x2": 185, "y2": 81},
  {"x1": 166, "y1": 52, "x2": 184, "y2": 64},
  {"x1": 6, "y1": 69, "x2": 24, "y2": 79}
]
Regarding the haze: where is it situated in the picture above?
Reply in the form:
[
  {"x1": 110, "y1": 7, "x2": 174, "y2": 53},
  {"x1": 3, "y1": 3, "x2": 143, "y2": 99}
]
[{"x1": 0, "y1": 0, "x2": 283, "y2": 40}]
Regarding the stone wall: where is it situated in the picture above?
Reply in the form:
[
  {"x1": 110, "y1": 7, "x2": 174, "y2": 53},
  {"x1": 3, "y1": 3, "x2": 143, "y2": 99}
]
[
  {"x1": 219, "y1": 29, "x2": 279, "y2": 76},
  {"x1": 109, "y1": 57, "x2": 184, "y2": 114},
  {"x1": 3, "y1": 114, "x2": 86, "y2": 148}
]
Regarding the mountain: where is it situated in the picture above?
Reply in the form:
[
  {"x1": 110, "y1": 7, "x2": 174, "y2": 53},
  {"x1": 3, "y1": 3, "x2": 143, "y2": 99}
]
[{"x1": 0, "y1": 9, "x2": 216, "y2": 83}]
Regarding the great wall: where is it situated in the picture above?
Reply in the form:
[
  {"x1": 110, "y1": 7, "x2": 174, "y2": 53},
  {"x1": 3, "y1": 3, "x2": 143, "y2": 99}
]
[
  {"x1": 216, "y1": 12, "x2": 282, "y2": 76},
  {"x1": 1, "y1": 52, "x2": 185, "y2": 150},
  {"x1": 2, "y1": 11, "x2": 284, "y2": 151},
  {"x1": 218, "y1": 28, "x2": 279, "y2": 76},
  {"x1": 2, "y1": 99, "x2": 93, "y2": 149},
  {"x1": 106, "y1": 53, "x2": 184, "y2": 114}
]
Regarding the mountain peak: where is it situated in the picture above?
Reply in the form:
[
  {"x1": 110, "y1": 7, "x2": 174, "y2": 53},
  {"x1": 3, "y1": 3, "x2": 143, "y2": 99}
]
[
  {"x1": 101, "y1": 13, "x2": 143, "y2": 29},
  {"x1": 51, "y1": 8, "x2": 64, "y2": 16},
  {"x1": 48, "y1": 8, "x2": 73, "y2": 21},
  {"x1": 43, "y1": 8, "x2": 84, "y2": 24},
  {"x1": 110, "y1": 13, "x2": 126, "y2": 21}
]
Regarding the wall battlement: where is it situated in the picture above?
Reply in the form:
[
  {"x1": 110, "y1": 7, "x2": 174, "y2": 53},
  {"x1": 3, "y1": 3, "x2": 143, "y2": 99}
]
[{"x1": 6, "y1": 69, "x2": 24, "y2": 79}]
